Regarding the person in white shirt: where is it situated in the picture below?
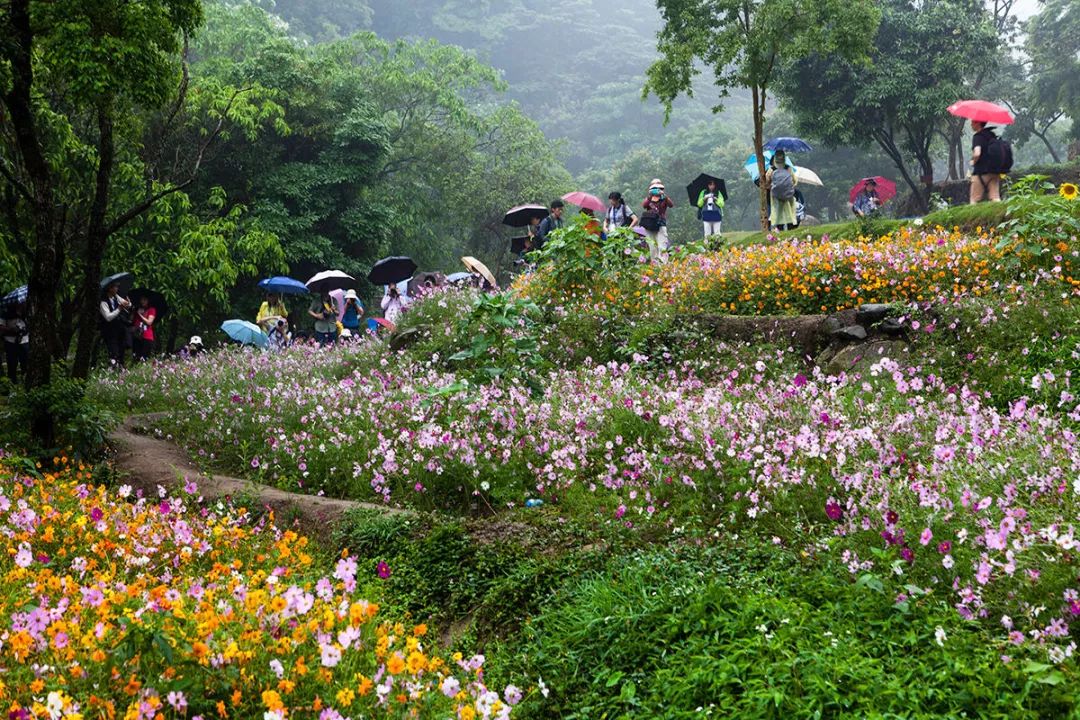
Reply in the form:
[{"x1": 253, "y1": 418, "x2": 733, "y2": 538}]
[
  {"x1": 100, "y1": 282, "x2": 131, "y2": 368},
  {"x1": 380, "y1": 284, "x2": 407, "y2": 326}
]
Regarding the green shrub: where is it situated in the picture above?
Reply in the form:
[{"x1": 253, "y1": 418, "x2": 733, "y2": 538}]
[
  {"x1": 0, "y1": 372, "x2": 117, "y2": 460},
  {"x1": 923, "y1": 201, "x2": 1008, "y2": 231}
]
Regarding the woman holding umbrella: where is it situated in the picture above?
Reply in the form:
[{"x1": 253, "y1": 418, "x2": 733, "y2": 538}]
[
  {"x1": 308, "y1": 292, "x2": 340, "y2": 347},
  {"x1": 764, "y1": 152, "x2": 798, "y2": 231},
  {"x1": 99, "y1": 279, "x2": 132, "y2": 368},
  {"x1": 130, "y1": 293, "x2": 158, "y2": 362}
]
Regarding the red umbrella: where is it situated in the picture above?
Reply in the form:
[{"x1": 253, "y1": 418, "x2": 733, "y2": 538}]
[
  {"x1": 947, "y1": 100, "x2": 1014, "y2": 125},
  {"x1": 374, "y1": 317, "x2": 395, "y2": 332},
  {"x1": 562, "y1": 191, "x2": 605, "y2": 213},
  {"x1": 849, "y1": 177, "x2": 897, "y2": 203}
]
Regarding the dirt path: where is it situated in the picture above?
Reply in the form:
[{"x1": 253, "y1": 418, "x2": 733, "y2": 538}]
[{"x1": 108, "y1": 414, "x2": 407, "y2": 543}]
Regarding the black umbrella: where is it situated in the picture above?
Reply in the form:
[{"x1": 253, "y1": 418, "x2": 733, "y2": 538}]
[
  {"x1": 502, "y1": 204, "x2": 548, "y2": 228},
  {"x1": 686, "y1": 174, "x2": 728, "y2": 204},
  {"x1": 367, "y1": 256, "x2": 417, "y2": 286},
  {"x1": 100, "y1": 272, "x2": 134, "y2": 297},
  {"x1": 306, "y1": 270, "x2": 357, "y2": 294},
  {"x1": 129, "y1": 288, "x2": 169, "y2": 320}
]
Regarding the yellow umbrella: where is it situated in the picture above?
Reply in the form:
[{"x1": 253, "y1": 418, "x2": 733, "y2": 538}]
[{"x1": 461, "y1": 256, "x2": 497, "y2": 289}]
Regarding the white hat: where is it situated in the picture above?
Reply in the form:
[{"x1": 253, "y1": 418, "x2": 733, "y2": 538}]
[
  {"x1": 189, "y1": 336, "x2": 203, "y2": 346},
  {"x1": 345, "y1": 289, "x2": 359, "y2": 300},
  {"x1": 340, "y1": 328, "x2": 353, "y2": 338},
  {"x1": 649, "y1": 178, "x2": 665, "y2": 190}
]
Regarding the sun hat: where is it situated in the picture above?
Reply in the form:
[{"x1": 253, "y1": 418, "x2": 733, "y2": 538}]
[
  {"x1": 649, "y1": 178, "x2": 665, "y2": 190},
  {"x1": 340, "y1": 328, "x2": 353, "y2": 338},
  {"x1": 345, "y1": 289, "x2": 359, "y2": 300},
  {"x1": 189, "y1": 336, "x2": 203, "y2": 346}
]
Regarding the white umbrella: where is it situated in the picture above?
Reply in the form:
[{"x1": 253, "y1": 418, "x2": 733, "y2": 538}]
[
  {"x1": 306, "y1": 270, "x2": 357, "y2": 294},
  {"x1": 793, "y1": 167, "x2": 824, "y2": 187}
]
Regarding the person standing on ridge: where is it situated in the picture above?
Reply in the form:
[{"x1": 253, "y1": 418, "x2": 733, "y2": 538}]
[{"x1": 640, "y1": 179, "x2": 674, "y2": 261}]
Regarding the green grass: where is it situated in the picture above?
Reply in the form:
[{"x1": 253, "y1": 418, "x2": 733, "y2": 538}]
[
  {"x1": 923, "y1": 201, "x2": 1008, "y2": 230},
  {"x1": 488, "y1": 543, "x2": 1078, "y2": 719}
]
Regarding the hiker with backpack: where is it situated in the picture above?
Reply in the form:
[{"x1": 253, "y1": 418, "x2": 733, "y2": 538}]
[
  {"x1": 765, "y1": 151, "x2": 798, "y2": 231},
  {"x1": 603, "y1": 192, "x2": 638, "y2": 237},
  {"x1": 640, "y1": 179, "x2": 675, "y2": 261},
  {"x1": 969, "y1": 121, "x2": 1012, "y2": 204}
]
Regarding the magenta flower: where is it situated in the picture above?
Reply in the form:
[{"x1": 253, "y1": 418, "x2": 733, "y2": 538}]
[
  {"x1": 937, "y1": 541, "x2": 951, "y2": 554},
  {"x1": 900, "y1": 547, "x2": 914, "y2": 564},
  {"x1": 377, "y1": 561, "x2": 391, "y2": 579},
  {"x1": 793, "y1": 373, "x2": 807, "y2": 388},
  {"x1": 825, "y1": 501, "x2": 843, "y2": 521},
  {"x1": 90, "y1": 507, "x2": 103, "y2": 522}
]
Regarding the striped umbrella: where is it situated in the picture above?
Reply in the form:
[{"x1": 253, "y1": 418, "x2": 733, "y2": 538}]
[{"x1": 1, "y1": 285, "x2": 28, "y2": 307}]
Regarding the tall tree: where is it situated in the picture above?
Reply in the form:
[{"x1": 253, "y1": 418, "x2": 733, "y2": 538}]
[
  {"x1": 0, "y1": 0, "x2": 282, "y2": 442},
  {"x1": 1026, "y1": 0, "x2": 1080, "y2": 144},
  {"x1": 775, "y1": 0, "x2": 999, "y2": 211},
  {"x1": 642, "y1": 0, "x2": 880, "y2": 228}
]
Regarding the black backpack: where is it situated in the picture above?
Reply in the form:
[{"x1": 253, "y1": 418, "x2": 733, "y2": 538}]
[{"x1": 986, "y1": 135, "x2": 1014, "y2": 173}]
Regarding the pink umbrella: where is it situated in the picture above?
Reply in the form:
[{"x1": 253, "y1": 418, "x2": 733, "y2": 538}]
[
  {"x1": 849, "y1": 177, "x2": 897, "y2": 204},
  {"x1": 329, "y1": 289, "x2": 346, "y2": 322},
  {"x1": 947, "y1": 100, "x2": 1014, "y2": 125},
  {"x1": 562, "y1": 191, "x2": 605, "y2": 213}
]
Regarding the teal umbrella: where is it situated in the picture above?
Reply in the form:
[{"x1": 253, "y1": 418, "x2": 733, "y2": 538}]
[{"x1": 221, "y1": 319, "x2": 268, "y2": 348}]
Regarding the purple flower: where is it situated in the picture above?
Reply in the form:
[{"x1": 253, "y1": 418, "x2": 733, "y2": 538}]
[
  {"x1": 377, "y1": 561, "x2": 391, "y2": 579},
  {"x1": 900, "y1": 547, "x2": 914, "y2": 564},
  {"x1": 825, "y1": 501, "x2": 843, "y2": 521},
  {"x1": 793, "y1": 373, "x2": 808, "y2": 388},
  {"x1": 90, "y1": 507, "x2": 103, "y2": 522}
]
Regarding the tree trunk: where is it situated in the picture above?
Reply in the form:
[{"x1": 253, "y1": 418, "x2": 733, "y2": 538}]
[
  {"x1": 751, "y1": 85, "x2": 769, "y2": 230},
  {"x1": 72, "y1": 107, "x2": 116, "y2": 379},
  {"x1": 1033, "y1": 131, "x2": 1061, "y2": 163},
  {"x1": 4, "y1": 0, "x2": 58, "y2": 443},
  {"x1": 870, "y1": 128, "x2": 927, "y2": 214}
]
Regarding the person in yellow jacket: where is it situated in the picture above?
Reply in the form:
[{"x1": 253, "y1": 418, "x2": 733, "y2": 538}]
[
  {"x1": 697, "y1": 179, "x2": 725, "y2": 238},
  {"x1": 256, "y1": 292, "x2": 288, "y2": 333}
]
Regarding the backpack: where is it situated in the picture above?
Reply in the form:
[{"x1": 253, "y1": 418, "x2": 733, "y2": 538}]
[
  {"x1": 771, "y1": 168, "x2": 795, "y2": 200},
  {"x1": 640, "y1": 211, "x2": 661, "y2": 232},
  {"x1": 985, "y1": 135, "x2": 1014, "y2": 173}
]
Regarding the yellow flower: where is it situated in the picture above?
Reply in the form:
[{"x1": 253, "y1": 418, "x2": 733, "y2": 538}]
[
  {"x1": 335, "y1": 688, "x2": 354, "y2": 707},
  {"x1": 1061, "y1": 182, "x2": 1079, "y2": 201},
  {"x1": 387, "y1": 652, "x2": 406, "y2": 675}
]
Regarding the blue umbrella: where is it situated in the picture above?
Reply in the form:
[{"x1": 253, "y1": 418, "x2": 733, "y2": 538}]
[
  {"x1": 744, "y1": 152, "x2": 775, "y2": 181},
  {"x1": 764, "y1": 137, "x2": 814, "y2": 153},
  {"x1": 258, "y1": 277, "x2": 309, "y2": 296},
  {"x1": 1, "y1": 285, "x2": 28, "y2": 307},
  {"x1": 221, "y1": 319, "x2": 269, "y2": 348}
]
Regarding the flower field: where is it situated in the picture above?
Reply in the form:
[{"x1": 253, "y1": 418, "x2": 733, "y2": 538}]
[
  {"x1": 93, "y1": 301, "x2": 1080, "y2": 666},
  {"x1": 77, "y1": 219, "x2": 1080, "y2": 713},
  {"x1": 516, "y1": 225, "x2": 1078, "y2": 316},
  {"x1": 0, "y1": 457, "x2": 518, "y2": 719}
]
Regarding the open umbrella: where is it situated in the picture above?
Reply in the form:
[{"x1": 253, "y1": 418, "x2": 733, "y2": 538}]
[
  {"x1": 686, "y1": 174, "x2": 729, "y2": 204},
  {"x1": 744, "y1": 151, "x2": 784, "y2": 181},
  {"x1": 329, "y1": 289, "x2": 347, "y2": 322},
  {"x1": 947, "y1": 100, "x2": 1014, "y2": 125},
  {"x1": 306, "y1": 270, "x2": 356, "y2": 294},
  {"x1": 367, "y1": 257, "x2": 417, "y2": 287},
  {"x1": 502, "y1": 204, "x2": 549, "y2": 227},
  {"x1": 764, "y1": 137, "x2": 814, "y2": 153},
  {"x1": 100, "y1": 272, "x2": 134, "y2": 297},
  {"x1": 1, "y1": 285, "x2": 27, "y2": 308},
  {"x1": 632, "y1": 226, "x2": 648, "y2": 237},
  {"x1": 793, "y1": 167, "x2": 824, "y2": 187},
  {"x1": 849, "y1": 177, "x2": 897, "y2": 203},
  {"x1": 258, "y1": 277, "x2": 309, "y2": 296},
  {"x1": 446, "y1": 272, "x2": 472, "y2": 284},
  {"x1": 461, "y1": 256, "x2": 497, "y2": 290},
  {"x1": 221, "y1": 319, "x2": 268, "y2": 348},
  {"x1": 129, "y1": 289, "x2": 169, "y2": 320},
  {"x1": 562, "y1": 191, "x2": 606, "y2": 213}
]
